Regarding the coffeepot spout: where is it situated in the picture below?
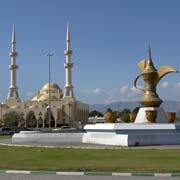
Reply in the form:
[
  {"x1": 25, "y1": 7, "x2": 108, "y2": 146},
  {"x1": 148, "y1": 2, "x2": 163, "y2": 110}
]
[{"x1": 154, "y1": 66, "x2": 178, "y2": 86}]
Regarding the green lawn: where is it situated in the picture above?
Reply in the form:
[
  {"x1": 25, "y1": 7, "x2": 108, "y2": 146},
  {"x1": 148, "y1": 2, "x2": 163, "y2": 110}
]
[
  {"x1": 0, "y1": 146, "x2": 180, "y2": 172},
  {"x1": 0, "y1": 135, "x2": 12, "y2": 140}
]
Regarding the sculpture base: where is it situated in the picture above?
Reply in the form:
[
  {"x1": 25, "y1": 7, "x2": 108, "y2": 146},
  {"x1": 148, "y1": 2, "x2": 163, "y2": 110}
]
[
  {"x1": 83, "y1": 123, "x2": 180, "y2": 146},
  {"x1": 134, "y1": 107, "x2": 167, "y2": 123},
  {"x1": 12, "y1": 131, "x2": 83, "y2": 143}
]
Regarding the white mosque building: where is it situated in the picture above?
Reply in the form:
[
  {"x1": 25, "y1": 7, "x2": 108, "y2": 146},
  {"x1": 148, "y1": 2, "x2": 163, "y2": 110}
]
[{"x1": 0, "y1": 25, "x2": 89, "y2": 128}]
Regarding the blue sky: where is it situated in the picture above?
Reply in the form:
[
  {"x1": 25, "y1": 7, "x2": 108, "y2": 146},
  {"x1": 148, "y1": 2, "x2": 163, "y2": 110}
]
[{"x1": 0, "y1": 0, "x2": 180, "y2": 104}]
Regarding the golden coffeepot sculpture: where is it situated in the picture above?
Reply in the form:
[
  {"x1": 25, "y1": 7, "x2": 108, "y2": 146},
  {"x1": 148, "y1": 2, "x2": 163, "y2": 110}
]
[{"x1": 134, "y1": 47, "x2": 178, "y2": 107}]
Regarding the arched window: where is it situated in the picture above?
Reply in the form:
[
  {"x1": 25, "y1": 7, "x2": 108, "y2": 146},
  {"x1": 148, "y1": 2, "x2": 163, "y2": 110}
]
[
  {"x1": 26, "y1": 111, "x2": 37, "y2": 128},
  {"x1": 44, "y1": 110, "x2": 55, "y2": 128},
  {"x1": 37, "y1": 117, "x2": 43, "y2": 128}
]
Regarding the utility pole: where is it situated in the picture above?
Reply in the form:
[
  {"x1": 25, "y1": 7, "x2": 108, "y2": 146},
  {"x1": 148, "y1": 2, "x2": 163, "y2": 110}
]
[{"x1": 47, "y1": 53, "x2": 53, "y2": 130}]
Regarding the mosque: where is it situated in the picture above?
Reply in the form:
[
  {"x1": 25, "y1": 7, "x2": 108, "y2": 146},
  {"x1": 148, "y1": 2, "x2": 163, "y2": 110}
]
[{"x1": 0, "y1": 25, "x2": 89, "y2": 128}]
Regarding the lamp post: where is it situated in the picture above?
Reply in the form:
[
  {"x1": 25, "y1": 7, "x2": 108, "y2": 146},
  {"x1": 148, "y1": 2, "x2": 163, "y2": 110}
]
[
  {"x1": 38, "y1": 112, "x2": 42, "y2": 128},
  {"x1": 67, "y1": 102, "x2": 71, "y2": 125},
  {"x1": 0, "y1": 103, "x2": 4, "y2": 127},
  {"x1": 47, "y1": 53, "x2": 53, "y2": 130},
  {"x1": 20, "y1": 112, "x2": 24, "y2": 128}
]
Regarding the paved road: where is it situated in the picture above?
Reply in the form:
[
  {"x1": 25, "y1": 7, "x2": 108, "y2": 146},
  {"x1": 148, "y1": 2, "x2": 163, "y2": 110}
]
[{"x1": 0, "y1": 174, "x2": 179, "y2": 180}]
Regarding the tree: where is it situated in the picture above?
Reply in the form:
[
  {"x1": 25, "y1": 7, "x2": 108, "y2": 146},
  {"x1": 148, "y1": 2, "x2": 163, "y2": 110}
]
[
  {"x1": 120, "y1": 108, "x2": 130, "y2": 123},
  {"x1": 3, "y1": 111, "x2": 20, "y2": 127},
  {"x1": 0, "y1": 118, "x2": 4, "y2": 127},
  {"x1": 106, "y1": 108, "x2": 113, "y2": 112},
  {"x1": 89, "y1": 110, "x2": 103, "y2": 117}
]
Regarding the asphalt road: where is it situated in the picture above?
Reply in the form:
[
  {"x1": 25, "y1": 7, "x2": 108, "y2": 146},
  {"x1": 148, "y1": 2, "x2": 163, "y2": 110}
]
[{"x1": 0, "y1": 174, "x2": 179, "y2": 180}]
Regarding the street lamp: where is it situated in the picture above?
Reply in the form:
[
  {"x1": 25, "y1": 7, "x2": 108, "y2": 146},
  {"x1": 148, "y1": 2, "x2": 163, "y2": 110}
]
[
  {"x1": 66, "y1": 102, "x2": 71, "y2": 125},
  {"x1": 38, "y1": 112, "x2": 43, "y2": 128},
  {"x1": 20, "y1": 112, "x2": 24, "y2": 128},
  {"x1": 47, "y1": 53, "x2": 53, "y2": 130}
]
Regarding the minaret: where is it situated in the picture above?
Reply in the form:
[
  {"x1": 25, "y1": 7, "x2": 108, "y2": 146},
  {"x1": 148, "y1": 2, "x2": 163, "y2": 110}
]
[
  {"x1": 7, "y1": 26, "x2": 20, "y2": 101},
  {"x1": 63, "y1": 23, "x2": 74, "y2": 99}
]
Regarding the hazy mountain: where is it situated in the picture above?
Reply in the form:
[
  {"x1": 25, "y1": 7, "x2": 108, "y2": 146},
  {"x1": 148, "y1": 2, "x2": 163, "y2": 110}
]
[
  {"x1": 90, "y1": 101, "x2": 140, "y2": 112},
  {"x1": 90, "y1": 101, "x2": 180, "y2": 115}
]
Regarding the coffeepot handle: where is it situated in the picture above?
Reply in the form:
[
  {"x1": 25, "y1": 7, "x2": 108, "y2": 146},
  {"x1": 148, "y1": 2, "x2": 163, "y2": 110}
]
[{"x1": 134, "y1": 74, "x2": 145, "y2": 93}]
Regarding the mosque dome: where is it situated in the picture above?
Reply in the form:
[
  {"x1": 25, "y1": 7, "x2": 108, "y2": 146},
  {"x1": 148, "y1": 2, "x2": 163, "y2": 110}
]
[
  {"x1": 41, "y1": 83, "x2": 62, "y2": 92},
  {"x1": 31, "y1": 82, "x2": 63, "y2": 101},
  {"x1": 38, "y1": 94, "x2": 59, "y2": 101}
]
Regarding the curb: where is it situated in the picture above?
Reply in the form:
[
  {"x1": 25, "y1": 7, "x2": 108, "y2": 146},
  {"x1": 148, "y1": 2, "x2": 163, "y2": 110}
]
[
  {"x1": 0, "y1": 142, "x2": 120, "y2": 150},
  {"x1": 1, "y1": 140, "x2": 180, "y2": 150},
  {"x1": 0, "y1": 170, "x2": 180, "y2": 177}
]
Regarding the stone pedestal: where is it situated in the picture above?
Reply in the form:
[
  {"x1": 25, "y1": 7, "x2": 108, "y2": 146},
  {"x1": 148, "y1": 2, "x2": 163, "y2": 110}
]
[
  {"x1": 83, "y1": 123, "x2": 180, "y2": 146},
  {"x1": 12, "y1": 131, "x2": 83, "y2": 143},
  {"x1": 134, "y1": 107, "x2": 167, "y2": 123}
]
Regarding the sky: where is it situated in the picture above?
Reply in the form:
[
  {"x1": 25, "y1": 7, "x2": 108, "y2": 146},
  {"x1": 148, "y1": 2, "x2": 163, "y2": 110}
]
[{"x1": 0, "y1": 0, "x2": 180, "y2": 104}]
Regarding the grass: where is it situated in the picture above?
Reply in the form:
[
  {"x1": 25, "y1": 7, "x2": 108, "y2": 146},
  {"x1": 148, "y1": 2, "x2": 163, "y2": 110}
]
[
  {"x1": 0, "y1": 135, "x2": 12, "y2": 140},
  {"x1": 0, "y1": 146, "x2": 180, "y2": 172}
]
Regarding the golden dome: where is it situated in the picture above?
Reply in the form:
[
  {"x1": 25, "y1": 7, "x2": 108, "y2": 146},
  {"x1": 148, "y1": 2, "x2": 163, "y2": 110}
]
[
  {"x1": 31, "y1": 82, "x2": 62, "y2": 101},
  {"x1": 41, "y1": 83, "x2": 62, "y2": 91},
  {"x1": 38, "y1": 94, "x2": 59, "y2": 101}
]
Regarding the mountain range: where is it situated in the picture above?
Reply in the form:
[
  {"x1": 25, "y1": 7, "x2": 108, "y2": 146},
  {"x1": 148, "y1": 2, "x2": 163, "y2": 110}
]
[{"x1": 90, "y1": 101, "x2": 180, "y2": 115}]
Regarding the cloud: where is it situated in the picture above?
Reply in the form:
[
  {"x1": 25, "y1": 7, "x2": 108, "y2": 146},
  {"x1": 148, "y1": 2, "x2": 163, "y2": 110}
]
[
  {"x1": 130, "y1": 86, "x2": 141, "y2": 94},
  {"x1": 92, "y1": 88, "x2": 106, "y2": 95},
  {"x1": 82, "y1": 88, "x2": 107, "y2": 95},
  {"x1": 173, "y1": 82, "x2": 180, "y2": 90},
  {"x1": 80, "y1": 85, "x2": 142, "y2": 104},
  {"x1": 104, "y1": 85, "x2": 141, "y2": 104},
  {"x1": 119, "y1": 85, "x2": 140, "y2": 96},
  {"x1": 79, "y1": 81, "x2": 180, "y2": 104},
  {"x1": 120, "y1": 85, "x2": 129, "y2": 93},
  {"x1": 104, "y1": 96, "x2": 118, "y2": 104},
  {"x1": 161, "y1": 81, "x2": 170, "y2": 89}
]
